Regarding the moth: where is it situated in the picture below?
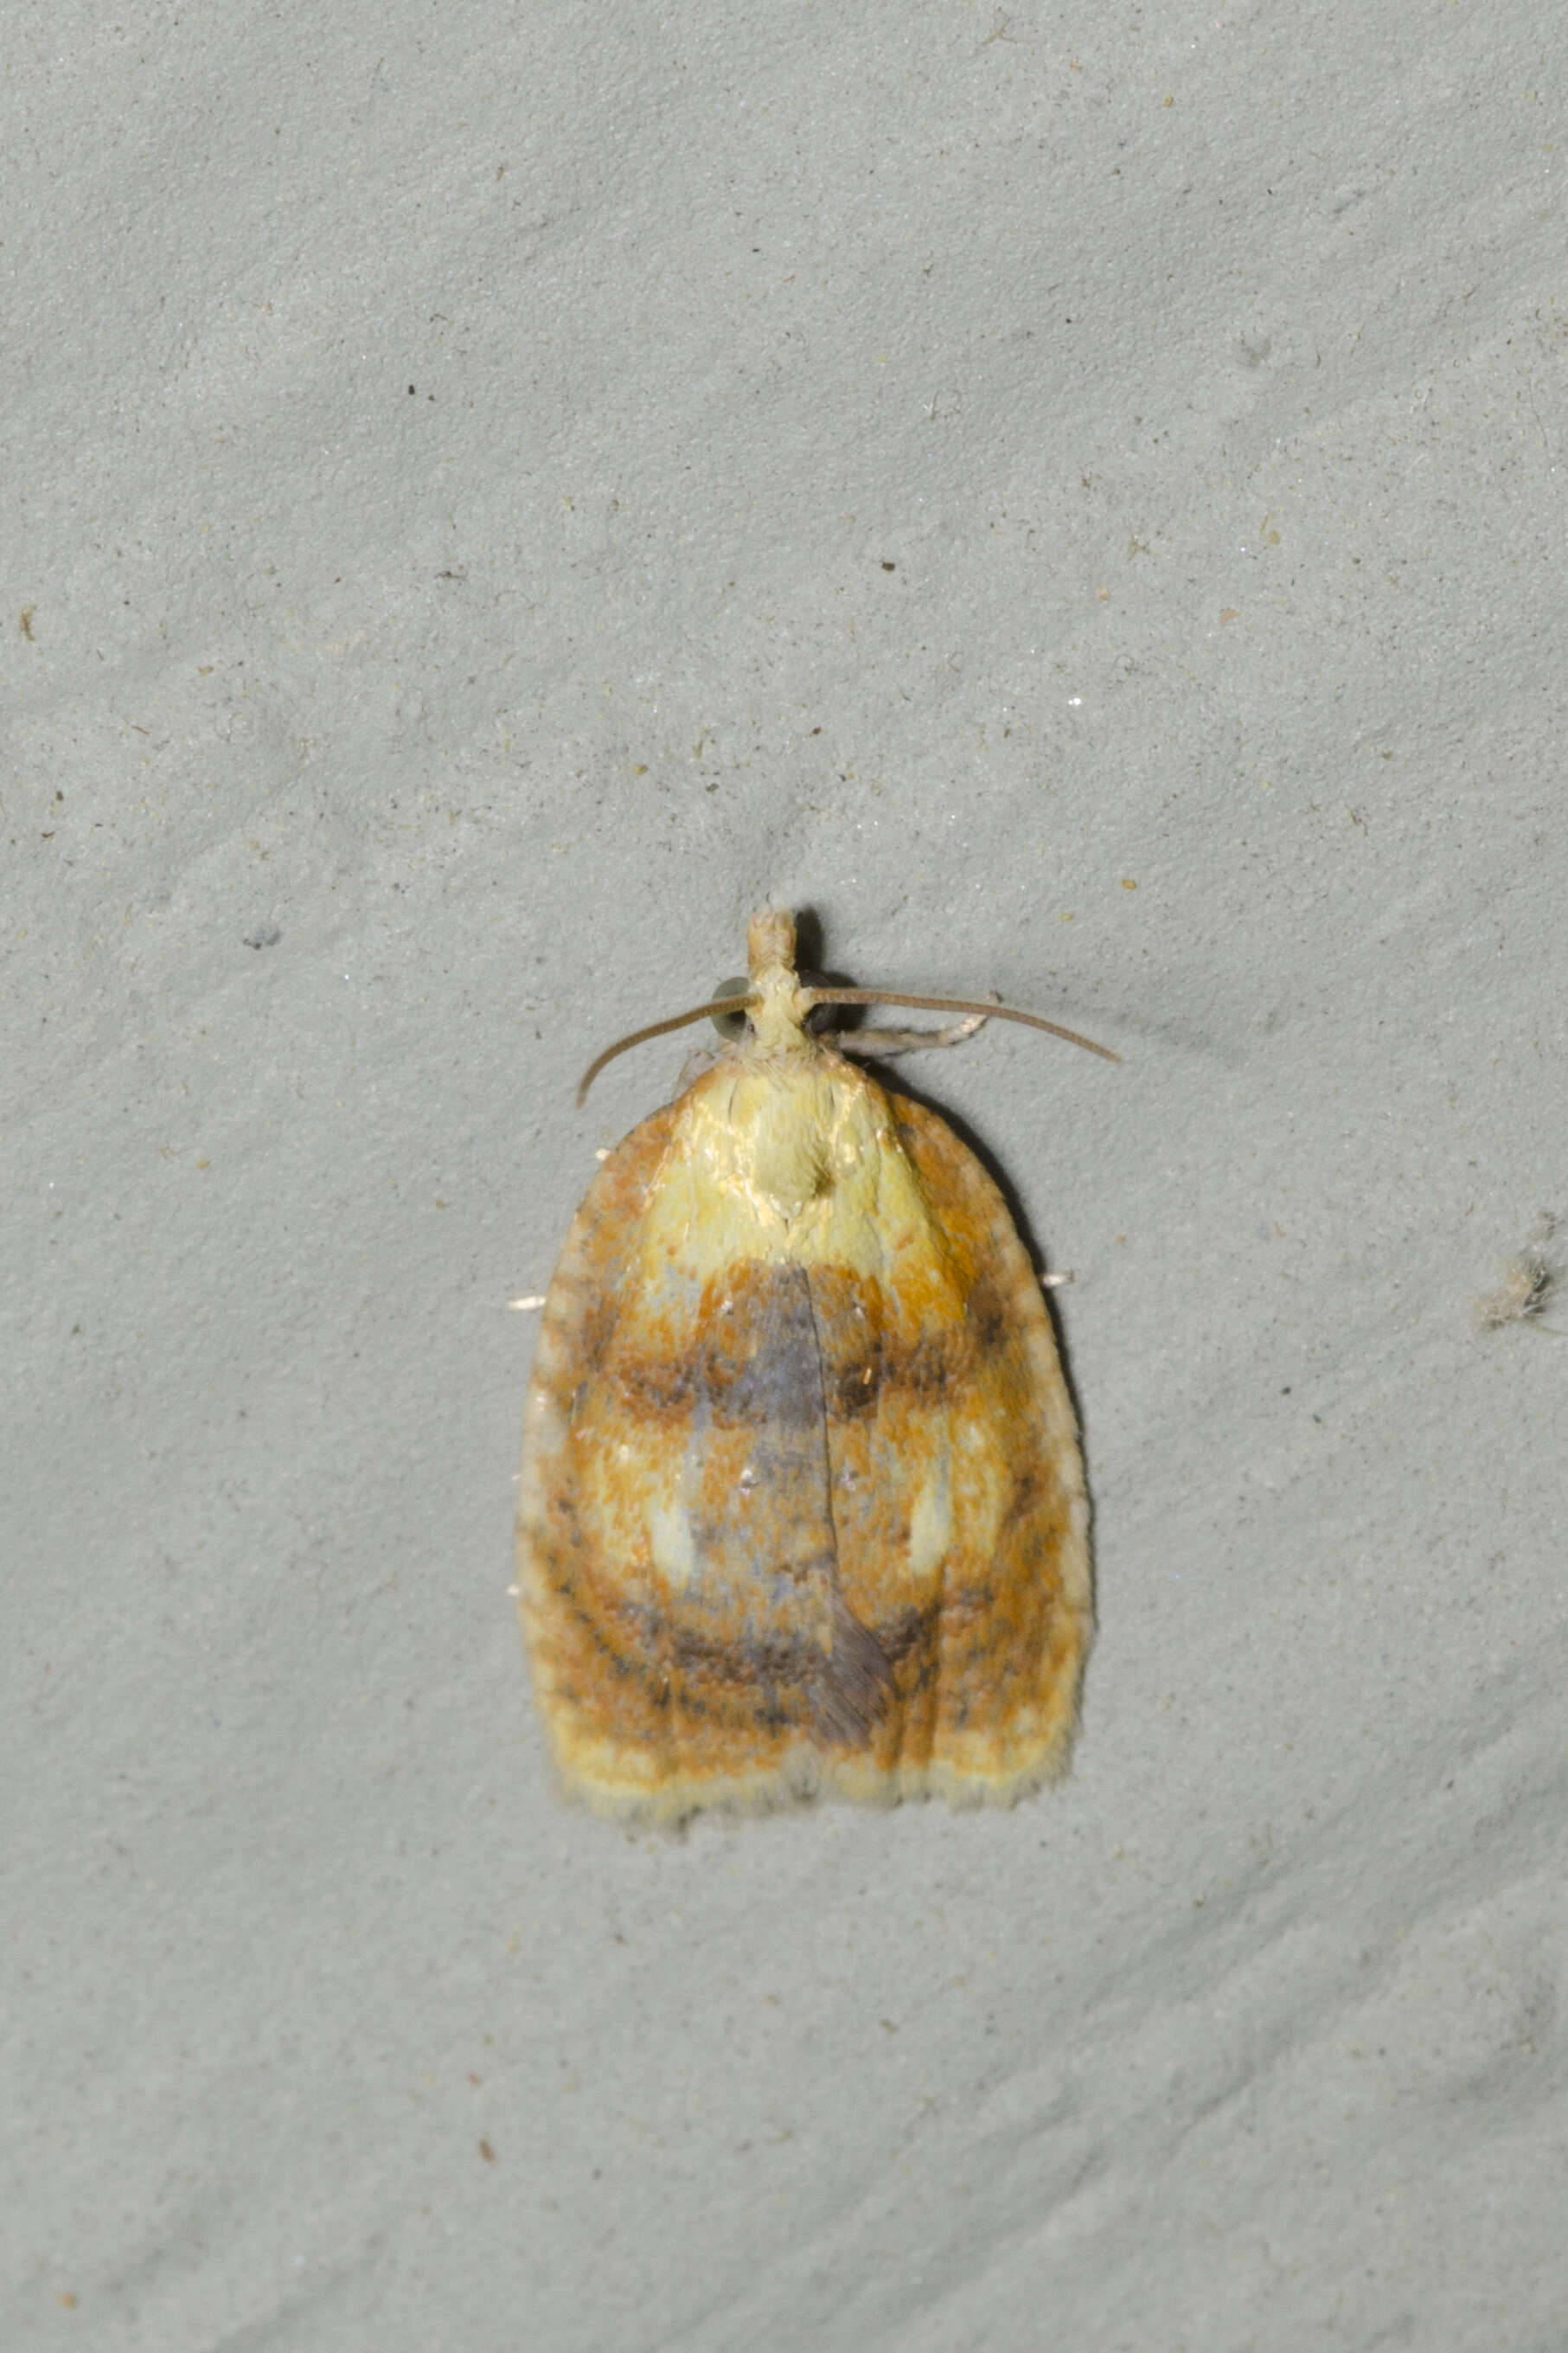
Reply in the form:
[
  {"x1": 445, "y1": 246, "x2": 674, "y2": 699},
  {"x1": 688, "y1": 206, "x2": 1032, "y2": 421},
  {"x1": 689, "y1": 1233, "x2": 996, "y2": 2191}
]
[{"x1": 515, "y1": 909, "x2": 1117, "y2": 1823}]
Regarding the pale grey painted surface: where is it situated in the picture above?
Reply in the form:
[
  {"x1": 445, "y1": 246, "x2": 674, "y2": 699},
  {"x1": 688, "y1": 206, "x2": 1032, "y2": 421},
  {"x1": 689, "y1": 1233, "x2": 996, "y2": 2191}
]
[{"x1": 5, "y1": 4, "x2": 1565, "y2": 2346}]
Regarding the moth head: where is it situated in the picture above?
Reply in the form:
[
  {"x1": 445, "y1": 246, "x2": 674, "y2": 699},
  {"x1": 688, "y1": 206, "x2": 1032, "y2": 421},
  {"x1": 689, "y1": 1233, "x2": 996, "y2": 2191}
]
[
  {"x1": 746, "y1": 907, "x2": 797, "y2": 977},
  {"x1": 573, "y1": 908, "x2": 1120, "y2": 1104}
]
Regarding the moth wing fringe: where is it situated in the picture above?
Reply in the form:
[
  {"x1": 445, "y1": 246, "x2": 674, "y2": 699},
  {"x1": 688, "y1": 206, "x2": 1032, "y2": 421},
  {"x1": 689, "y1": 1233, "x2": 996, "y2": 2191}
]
[{"x1": 543, "y1": 1723, "x2": 1083, "y2": 1830}]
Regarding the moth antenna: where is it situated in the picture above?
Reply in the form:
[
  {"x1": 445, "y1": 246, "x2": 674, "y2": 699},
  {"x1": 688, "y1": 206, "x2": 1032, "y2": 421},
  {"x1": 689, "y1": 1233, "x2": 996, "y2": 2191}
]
[
  {"x1": 804, "y1": 989, "x2": 1122, "y2": 1065},
  {"x1": 576, "y1": 996, "x2": 758, "y2": 1104}
]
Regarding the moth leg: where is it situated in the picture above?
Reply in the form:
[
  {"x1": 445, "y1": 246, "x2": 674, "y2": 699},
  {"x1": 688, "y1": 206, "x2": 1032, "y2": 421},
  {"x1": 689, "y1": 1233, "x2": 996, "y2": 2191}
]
[
  {"x1": 834, "y1": 994, "x2": 998, "y2": 1060},
  {"x1": 675, "y1": 1045, "x2": 722, "y2": 1093}
]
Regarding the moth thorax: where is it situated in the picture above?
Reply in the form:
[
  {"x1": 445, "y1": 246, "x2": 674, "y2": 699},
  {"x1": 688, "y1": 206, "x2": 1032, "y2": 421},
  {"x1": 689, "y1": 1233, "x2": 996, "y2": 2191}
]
[
  {"x1": 748, "y1": 1125, "x2": 833, "y2": 1223},
  {"x1": 747, "y1": 907, "x2": 797, "y2": 978},
  {"x1": 735, "y1": 1075, "x2": 835, "y2": 1222}
]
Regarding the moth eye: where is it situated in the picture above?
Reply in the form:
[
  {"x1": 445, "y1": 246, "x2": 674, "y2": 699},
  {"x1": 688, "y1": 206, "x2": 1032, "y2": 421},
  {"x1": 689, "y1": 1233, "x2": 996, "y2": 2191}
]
[{"x1": 709, "y1": 975, "x2": 752, "y2": 1040}]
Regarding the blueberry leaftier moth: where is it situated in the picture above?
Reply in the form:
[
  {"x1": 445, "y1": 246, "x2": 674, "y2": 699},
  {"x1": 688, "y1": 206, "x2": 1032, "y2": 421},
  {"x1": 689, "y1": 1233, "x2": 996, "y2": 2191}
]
[{"x1": 516, "y1": 909, "x2": 1118, "y2": 1824}]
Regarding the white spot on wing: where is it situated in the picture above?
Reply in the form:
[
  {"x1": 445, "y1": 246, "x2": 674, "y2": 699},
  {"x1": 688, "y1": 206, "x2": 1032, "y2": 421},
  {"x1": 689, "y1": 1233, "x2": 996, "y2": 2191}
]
[
  {"x1": 649, "y1": 1497, "x2": 697, "y2": 1588},
  {"x1": 907, "y1": 1450, "x2": 952, "y2": 1577}
]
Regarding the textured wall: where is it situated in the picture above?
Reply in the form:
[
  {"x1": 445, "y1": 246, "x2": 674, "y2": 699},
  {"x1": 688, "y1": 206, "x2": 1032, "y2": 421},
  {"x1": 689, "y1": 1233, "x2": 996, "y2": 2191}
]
[{"x1": 5, "y1": 4, "x2": 1565, "y2": 2346}]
